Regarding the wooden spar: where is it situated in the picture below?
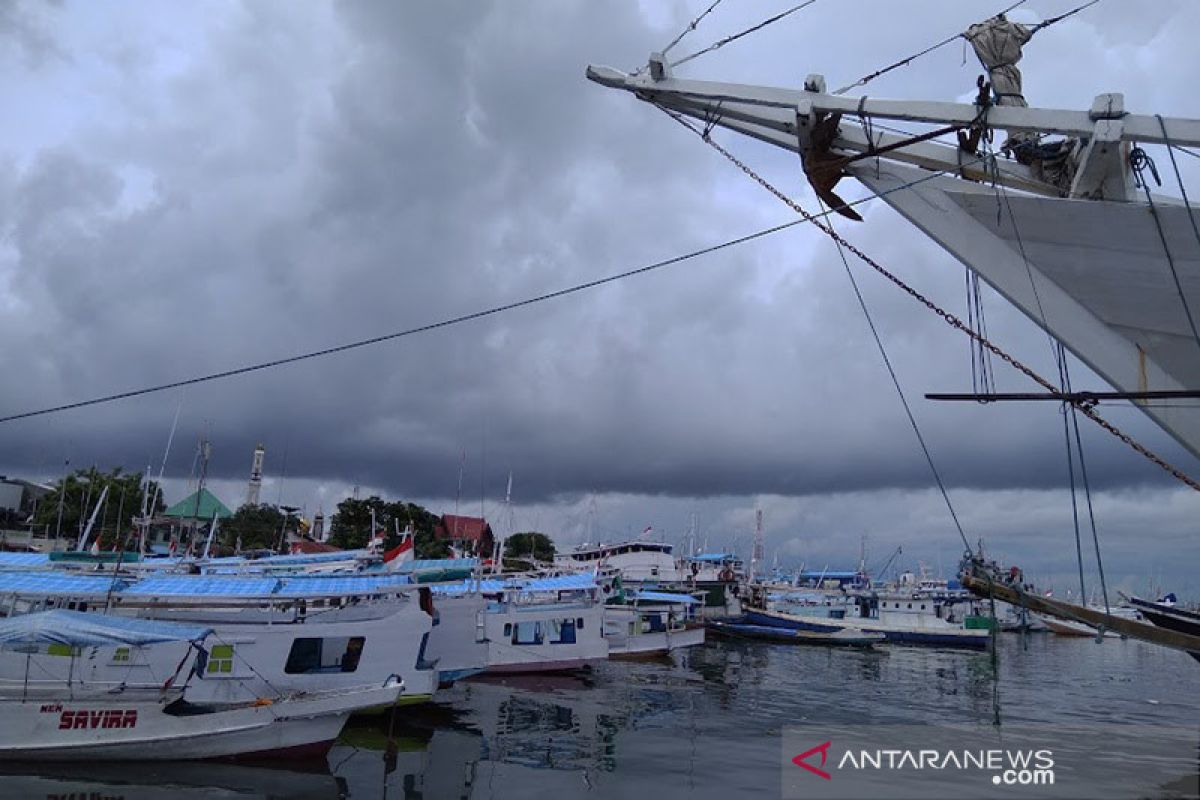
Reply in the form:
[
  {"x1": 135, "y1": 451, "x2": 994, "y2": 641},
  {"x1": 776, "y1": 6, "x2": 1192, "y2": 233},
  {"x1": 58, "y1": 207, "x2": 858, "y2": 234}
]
[
  {"x1": 960, "y1": 572, "x2": 1200, "y2": 655},
  {"x1": 926, "y1": 390, "x2": 1200, "y2": 402}
]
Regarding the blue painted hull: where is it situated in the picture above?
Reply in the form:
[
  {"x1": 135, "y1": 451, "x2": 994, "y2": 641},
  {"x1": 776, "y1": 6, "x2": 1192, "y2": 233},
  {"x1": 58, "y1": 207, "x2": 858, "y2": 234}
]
[
  {"x1": 744, "y1": 608, "x2": 990, "y2": 649},
  {"x1": 742, "y1": 609, "x2": 845, "y2": 634}
]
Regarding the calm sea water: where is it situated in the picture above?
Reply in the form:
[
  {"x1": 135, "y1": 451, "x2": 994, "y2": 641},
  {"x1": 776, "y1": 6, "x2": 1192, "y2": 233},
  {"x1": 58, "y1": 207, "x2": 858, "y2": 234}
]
[{"x1": 4, "y1": 634, "x2": 1197, "y2": 799}]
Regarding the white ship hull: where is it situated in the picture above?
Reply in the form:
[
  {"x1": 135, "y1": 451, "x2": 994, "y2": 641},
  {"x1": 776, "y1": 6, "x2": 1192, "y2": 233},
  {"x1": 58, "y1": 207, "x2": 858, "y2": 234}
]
[{"x1": 0, "y1": 681, "x2": 401, "y2": 761}]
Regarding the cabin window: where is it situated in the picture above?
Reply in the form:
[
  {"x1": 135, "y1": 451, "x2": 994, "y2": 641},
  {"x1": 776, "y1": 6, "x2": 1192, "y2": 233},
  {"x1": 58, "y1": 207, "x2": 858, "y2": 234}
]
[
  {"x1": 112, "y1": 647, "x2": 131, "y2": 663},
  {"x1": 47, "y1": 643, "x2": 77, "y2": 657},
  {"x1": 646, "y1": 614, "x2": 666, "y2": 633},
  {"x1": 284, "y1": 636, "x2": 366, "y2": 674},
  {"x1": 920, "y1": 604, "x2": 926, "y2": 611},
  {"x1": 651, "y1": 567, "x2": 659, "y2": 577},
  {"x1": 907, "y1": 603, "x2": 912, "y2": 609},
  {"x1": 549, "y1": 619, "x2": 577, "y2": 644},
  {"x1": 503, "y1": 623, "x2": 512, "y2": 637},
  {"x1": 208, "y1": 644, "x2": 235, "y2": 674},
  {"x1": 576, "y1": 618, "x2": 585, "y2": 629},
  {"x1": 512, "y1": 621, "x2": 543, "y2": 645}
]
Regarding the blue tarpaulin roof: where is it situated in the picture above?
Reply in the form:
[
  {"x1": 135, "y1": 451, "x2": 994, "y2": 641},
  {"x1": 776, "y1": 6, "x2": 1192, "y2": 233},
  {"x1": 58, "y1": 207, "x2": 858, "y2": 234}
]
[
  {"x1": 274, "y1": 574, "x2": 412, "y2": 596},
  {"x1": 126, "y1": 576, "x2": 282, "y2": 597},
  {"x1": 0, "y1": 553, "x2": 51, "y2": 568},
  {"x1": 431, "y1": 572, "x2": 597, "y2": 595},
  {"x1": 0, "y1": 610, "x2": 210, "y2": 647},
  {"x1": 0, "y1": 571, "x2": 125, "y2": 596}
]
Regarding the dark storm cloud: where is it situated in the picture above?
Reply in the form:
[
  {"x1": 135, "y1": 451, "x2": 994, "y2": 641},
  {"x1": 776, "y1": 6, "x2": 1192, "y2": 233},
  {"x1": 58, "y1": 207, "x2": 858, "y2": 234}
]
[{"x1": 0, "y1": 0, "x2": 1197, "y2": 521}]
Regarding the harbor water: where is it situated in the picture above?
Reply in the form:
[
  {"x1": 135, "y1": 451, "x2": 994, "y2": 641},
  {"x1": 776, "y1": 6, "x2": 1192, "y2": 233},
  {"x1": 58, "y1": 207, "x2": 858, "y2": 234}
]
[{"x1": 4, "y1": 634, "x2": 1197, "y2": 798}]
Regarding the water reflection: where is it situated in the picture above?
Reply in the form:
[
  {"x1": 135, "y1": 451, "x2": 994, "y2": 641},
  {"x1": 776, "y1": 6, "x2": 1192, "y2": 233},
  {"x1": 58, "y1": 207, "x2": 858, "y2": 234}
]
[
  {"x1": 1, "y1": 637, "x2": 1194, "y2": 799},
  {"x1": 0, "y1": 760, "x2": 342, "y2": 799}
]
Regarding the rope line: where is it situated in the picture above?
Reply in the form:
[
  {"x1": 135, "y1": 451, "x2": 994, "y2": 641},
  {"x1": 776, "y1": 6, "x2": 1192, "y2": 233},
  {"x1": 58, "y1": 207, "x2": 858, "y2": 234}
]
[
  {"x1": 1157, "y1": 115, "x2": 1200, "y2": 271},
  {"x1": 832, "y1": 0, "x2": 1028, "y2": 95},
  {"x1": 1131, "y1": 145, "x2": 1200, "y2": 356},
  {"x1": 670, "y1": 0, "x2": 819, "y2": 69},
  {"x1": 833, "y1": 0, "x2": 1102, "y2": 96},
  {"x1": 662, "y1": 0, "x2": 722, "y2": 57},
  {"x1": 0, "y1": 167, "x2": 968, "y2": 426},
  {"x1": 1065, "y1": 356, "x2": 1110, "y2": 614},
  {"x1": 662, "y1": 107, "x2": 1200, "y2": 493},
  {"x1": 824, "y1": 206, "x2": 972, "y2": 551},
  {"x1": 1058, "y1": 349, "x2": 1087, "y2": 605}
]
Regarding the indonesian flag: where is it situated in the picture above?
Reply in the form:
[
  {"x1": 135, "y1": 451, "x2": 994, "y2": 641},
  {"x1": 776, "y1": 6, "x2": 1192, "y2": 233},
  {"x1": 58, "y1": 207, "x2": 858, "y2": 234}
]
[
  {"x1": 1044, "y1": 589, "x2": 1053, "y2": 597},
  {"x1": 168, "y1": 536, "x2": 178, "y2": 557},
  {"x1": 368, "y1": 529, "x2": 386, "y2": 550},
  {"x1": 383, "y1": 532, "x2": 415, "y2": 571},
  {"x1": 641, "y1": 525, "x2": 653, "y2": 539}
]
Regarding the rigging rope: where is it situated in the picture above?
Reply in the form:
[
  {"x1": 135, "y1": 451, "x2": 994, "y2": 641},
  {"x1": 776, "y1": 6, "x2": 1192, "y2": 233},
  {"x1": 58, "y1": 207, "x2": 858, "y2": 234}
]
[
  {"x1": 660, "y1": 107, "x2": 1200, "y2": 494},
  {"x1": 990, "y1": 144, "x2": 1111, "y2": 618},
  {"x1": 1131, "y1": 145, "x2": 1200, "y2": 356},
  {"x1": 670, "y1": 0, "x2": 819, "y2": 69},
  {"x1": 0, "y1": 168, "x2": 971, "y2": 426},
  {"x1": 1058, "y1": 350, "x2": 1088, "y2": 605},
  {"x1": 832, "y1": 0, "x2": 1028, "y2": 95},
  {"x1": 1064, "y1": 353, "x2": 1110, "y2": 615},
  {"x1": 832, "y1": 0, "x2": 1102, "y2": 96},
  {"x1": 824, "y1": 206, "x2": 972, "y2": 552},
  {"x1": 662, "y1": 0, "x2": 723, "y2": 57},
  {"x1": 1157, "y1": 115, "x2": 1200, "y2": 269},
  {"x1": 966, "y1": 270, "x2": 996, "y2": 399}
]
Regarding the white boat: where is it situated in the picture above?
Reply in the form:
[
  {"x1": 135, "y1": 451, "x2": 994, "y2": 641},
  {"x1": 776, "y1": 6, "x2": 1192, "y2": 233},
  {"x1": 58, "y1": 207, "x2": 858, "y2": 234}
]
[
  {"x1": 0, "y1": 570, "x2": 441, "y2": 705},
  {"x1": 431, "y1": 573, "x2": 608, "y2": 673},
  {"x1": 750, "y1": 588, "x2": 993, "y2": 648},
  {"x1": 554, "y1": 540, "x2": 683, "y2": 583},
  {"x1": 0, "y1": 610, "x2": 403, "y2": 761},
  {"x1": 603, "y1": 590, "x2": 706, "y2": 657}
]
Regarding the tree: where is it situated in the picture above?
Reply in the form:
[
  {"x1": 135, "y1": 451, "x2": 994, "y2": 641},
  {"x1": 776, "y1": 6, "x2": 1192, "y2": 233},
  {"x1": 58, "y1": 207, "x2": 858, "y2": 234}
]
[
  {"x1": 504, "y1": 531, "x2": 555, "y2": 564},
  {"x1": 32, "y1": 467, "x2": 163, "y2": 550},
  {"x1": 222, "y1": 504, "x2": 287, "y2": 552},
  {"x1": 328, "y1": 495, "x2": 449, "y2": 558}
]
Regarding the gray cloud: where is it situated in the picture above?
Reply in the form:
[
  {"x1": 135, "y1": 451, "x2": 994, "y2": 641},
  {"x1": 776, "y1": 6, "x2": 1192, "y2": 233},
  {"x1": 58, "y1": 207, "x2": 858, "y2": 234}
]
[{"x1": 1, "y1": 1, "x2": 1198, "y2": 585}]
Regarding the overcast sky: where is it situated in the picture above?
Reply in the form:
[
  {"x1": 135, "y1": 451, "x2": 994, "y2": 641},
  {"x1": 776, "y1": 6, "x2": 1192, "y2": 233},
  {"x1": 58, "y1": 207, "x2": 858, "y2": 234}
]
[{"x1": 1, "y1": 1, "x2": 1198, "y2": 596}]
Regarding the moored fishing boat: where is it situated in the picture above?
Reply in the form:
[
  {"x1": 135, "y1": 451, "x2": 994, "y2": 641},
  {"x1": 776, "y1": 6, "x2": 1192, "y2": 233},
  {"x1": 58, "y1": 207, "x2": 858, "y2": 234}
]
[
  {"x1": 745, "y1": 596, "x2": 992, "y2": 649},
  {"x1": 0, "y1": 610, "x2": 404, "y2": 761},
  {"x1": 431, "y1": 573, "x2": 608, "y2": 673},
  {"x1": 1124, "y1": 594, "x2": 1200, "y2": 662},
  {"x1": 603, "y1": 590, "x2": 705, "y2": 658},
  {"x1": 707, "y1": 619, "x2": 883, "y2": 648}
]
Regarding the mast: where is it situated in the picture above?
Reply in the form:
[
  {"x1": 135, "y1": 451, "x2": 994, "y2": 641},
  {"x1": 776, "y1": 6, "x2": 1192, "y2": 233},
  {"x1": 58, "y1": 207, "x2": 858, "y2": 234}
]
[{"x1": 750, "y1": 508, "x2": 764, "y2": 582}]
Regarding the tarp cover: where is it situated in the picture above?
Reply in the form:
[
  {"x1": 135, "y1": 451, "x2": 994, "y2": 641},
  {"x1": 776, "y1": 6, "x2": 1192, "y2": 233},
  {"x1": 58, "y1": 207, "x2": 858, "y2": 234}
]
[{"x1": 0, "y1": 610, "x2": 211, "y2": 647}]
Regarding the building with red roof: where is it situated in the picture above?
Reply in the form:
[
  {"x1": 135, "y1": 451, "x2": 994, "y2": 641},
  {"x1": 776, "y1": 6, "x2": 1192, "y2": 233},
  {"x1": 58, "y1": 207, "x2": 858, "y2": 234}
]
[{"x1": 435, "y1": 514, "x2": 494, "y2": 557}]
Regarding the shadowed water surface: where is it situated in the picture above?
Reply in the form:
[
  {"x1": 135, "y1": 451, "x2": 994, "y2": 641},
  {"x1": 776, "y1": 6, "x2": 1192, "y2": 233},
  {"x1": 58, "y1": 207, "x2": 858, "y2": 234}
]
[{"x1": 2, "y1": 635, "x2": 1197, "y2": 798}]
